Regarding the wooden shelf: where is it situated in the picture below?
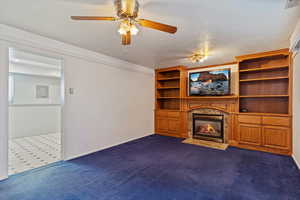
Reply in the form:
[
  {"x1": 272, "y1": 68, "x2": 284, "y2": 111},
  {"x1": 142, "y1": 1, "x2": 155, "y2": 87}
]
[
  {"x1": 156, "y1": 109, "x2": 180, "y2": 111},
  {"x1": 184, "y1": 95, "x2": 238, "y2": 100},
  {"x1": 239, "y1": 95, "x2": 289, "y2": 98},
  {"x1": 157, "y1": 87, "x2": 180, "y2": 90},
  {"x1": 236, "y1": 112, "x2": 291, "y2": 117},
  {"x1": 239, "y1": 65, "x2": 288, "y2": 73},
  {"x1": 157, "y1": 97, "x2": 180, "y2": 99},
  {"x1": 157, "y1": 77, "x2": 180, "y2": 81},
  {"x1": 240, "y1": 76, "x2": 289, "y2": 82}
]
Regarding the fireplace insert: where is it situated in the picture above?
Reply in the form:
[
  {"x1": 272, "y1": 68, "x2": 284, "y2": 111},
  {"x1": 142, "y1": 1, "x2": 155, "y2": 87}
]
[{"x1": 192, "y1": 113, "x2": 224, "y2": 142}]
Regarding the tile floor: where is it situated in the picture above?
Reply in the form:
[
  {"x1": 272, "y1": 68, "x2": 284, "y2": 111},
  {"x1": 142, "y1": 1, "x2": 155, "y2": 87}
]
[{"x1": 8, "y1": 133, "x2": 61, "y2": 175}]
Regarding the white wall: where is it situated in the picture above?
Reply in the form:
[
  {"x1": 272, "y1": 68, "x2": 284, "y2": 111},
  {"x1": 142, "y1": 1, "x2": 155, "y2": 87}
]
[
  {"x1": 0, "y1": 41, "x2": 9, "y2": 180},
  {"x1": 9, "y1": 74, "x2": 61, "y2": 139},
  {"x1": 291, "y1": 18, "x2": 300, "y2": 169},
  {"x1": 0, "y1": 24, "x2": 154, "y2": 180},
  {"x1": 9, "y1": 106, "x2": 61, "y2": 139},
  {"x1": 63, "y1": 57, "x2": 154, "y2": 159},
  {"x1": 11, "y1": 74, "x2": 61, "y2": 105},
  {"x1": 293, "y1": 53, "x2": 300, "y2": 168}
]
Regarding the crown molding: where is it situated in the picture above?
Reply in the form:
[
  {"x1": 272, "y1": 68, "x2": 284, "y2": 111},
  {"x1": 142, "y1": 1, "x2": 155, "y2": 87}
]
[{"x1": 0, "y1": 24, "x2": 154, "y2": 75}]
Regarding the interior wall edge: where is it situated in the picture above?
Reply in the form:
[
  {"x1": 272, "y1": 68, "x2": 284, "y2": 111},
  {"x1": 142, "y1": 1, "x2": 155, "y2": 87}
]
[
  {"x1": 292, "y1": 155, "x2": 300, "y2": 169},
  {"x1": 0, "y1": 24, "x2": 154, "y2": 76},
  {"x1": 0, "y1": 41, "x2": 9, "y2": 181}
]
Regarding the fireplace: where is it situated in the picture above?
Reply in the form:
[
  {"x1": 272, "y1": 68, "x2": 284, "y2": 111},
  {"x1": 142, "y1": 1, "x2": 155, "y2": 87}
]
[{"x1": 192, "y1": 113, "x2": 224, "y2": 143}]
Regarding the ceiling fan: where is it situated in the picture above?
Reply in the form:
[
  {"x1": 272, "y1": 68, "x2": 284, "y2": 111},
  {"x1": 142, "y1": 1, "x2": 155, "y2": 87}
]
[{"x1": 71, "y1": 0, "x2": 178, "y2": 45}]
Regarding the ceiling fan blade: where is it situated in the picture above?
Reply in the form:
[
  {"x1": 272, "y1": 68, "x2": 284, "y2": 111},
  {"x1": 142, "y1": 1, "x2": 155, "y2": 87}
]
[
  {"x1": 122, "y1": 31, "x2": 131, "y2": 45},
  {"x1": 138, "y1": 19, "x2": 177, "y2": 34},
  {"x1": 71, "y1": 16, "x2": 117, "y2": 21}
]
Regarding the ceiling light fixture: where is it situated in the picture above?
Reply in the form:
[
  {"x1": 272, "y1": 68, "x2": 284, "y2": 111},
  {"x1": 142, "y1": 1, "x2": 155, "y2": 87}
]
[
  {"x1": 71, "y1": 0, "x2": 177, "y2": 45},
  {"x1": 190, "y1": 53, "x2": 208, "y2": 63},
  {"x1": 118, "y1": 19, "x2": 139, "y2": 35}
]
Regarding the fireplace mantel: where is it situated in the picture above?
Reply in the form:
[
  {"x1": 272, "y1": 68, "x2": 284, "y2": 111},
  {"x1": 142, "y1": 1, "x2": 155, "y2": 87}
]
[
  {"x1": 181, "y1": 97, "x2": 238, "y2": 143},
  {"x1": 183, "y1": 97, "x2": 238, "y2": 113}
]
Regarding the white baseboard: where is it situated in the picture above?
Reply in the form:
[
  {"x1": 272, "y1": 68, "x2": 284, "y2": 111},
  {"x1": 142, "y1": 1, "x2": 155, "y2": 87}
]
[
  {"x1": 0, "y1": 175, "x2": 8, "y2": 181},
  {"x1": 292, "y1": 154, "x2": 300, "y2": 170},
  {"x1": 64, "y1": 133, "x2": 154, "y2": 161}
]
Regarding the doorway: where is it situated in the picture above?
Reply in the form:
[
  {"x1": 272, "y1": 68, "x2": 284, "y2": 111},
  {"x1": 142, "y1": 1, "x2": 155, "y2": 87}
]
[{"x1": 8, "y1": 49, "x2": 63, "y2": 175}]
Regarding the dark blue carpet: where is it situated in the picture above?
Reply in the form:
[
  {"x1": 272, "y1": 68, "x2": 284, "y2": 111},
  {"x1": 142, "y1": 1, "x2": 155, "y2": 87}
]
[{"x1": 1, "y1": 135, "x2": 300, "y2": 200}]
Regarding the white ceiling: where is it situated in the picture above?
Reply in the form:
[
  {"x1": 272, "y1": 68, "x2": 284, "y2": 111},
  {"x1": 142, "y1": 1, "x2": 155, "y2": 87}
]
[{"x1": 1, "y1": 0, "x2": 300, "y2": 69}]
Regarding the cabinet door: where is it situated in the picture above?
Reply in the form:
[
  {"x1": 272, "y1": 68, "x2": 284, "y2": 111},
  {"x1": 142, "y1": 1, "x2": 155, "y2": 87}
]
[
  {"x1": 156, "y1": 118, "x2": 168, "y2": 132},
  {"x1": 262, "y1": 126, "x2": 290, "y2": 150},
  {"x1": 238, "y1": 123, "x2": 262, "y2": 146},
  {"x1": 168, "y1": 119, "x2": 180, "y2": 134}
]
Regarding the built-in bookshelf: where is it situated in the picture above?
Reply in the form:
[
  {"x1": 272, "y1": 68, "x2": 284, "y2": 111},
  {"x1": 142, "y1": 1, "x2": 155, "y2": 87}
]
[
  {"x1": 236, "y1": 49, "x2": 291, "y2": 115},
  {"x1": 155, "y1": 66, "x2": 186, "y2": 110}
]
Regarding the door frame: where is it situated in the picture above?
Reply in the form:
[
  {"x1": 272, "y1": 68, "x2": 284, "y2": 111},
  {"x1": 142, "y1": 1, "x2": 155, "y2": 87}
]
[{"x1": 7, "y1": 47, "x2": 65, "y2": 176}]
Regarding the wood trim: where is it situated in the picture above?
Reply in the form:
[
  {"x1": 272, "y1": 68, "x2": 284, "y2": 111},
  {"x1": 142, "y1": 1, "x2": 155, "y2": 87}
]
[
  {"x1": 155, "y1": 66, "x2": 186, "y2": 72},
  {"x1": 187, "y1": 105, "x2": 231, "y2": 113},
  {"x1": 235, "y1": 48, "x2": 289, "y2": 62},
  {"x1": 230, "y1": 142, "x2": 291, "y2": 156},
  {"x1": 184, "y1": 96, "x2": 238, "y2": 100},
  {"x1": 187, "y1": 61, "x2": 237, "y2": 71},
  {"x1": 236, "y1": 112, "x2": 292, "y2": 117}
]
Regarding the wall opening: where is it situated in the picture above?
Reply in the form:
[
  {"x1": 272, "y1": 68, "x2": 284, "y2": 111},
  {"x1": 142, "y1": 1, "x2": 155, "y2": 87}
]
[{"x1": 8, "y1": 49, "x2": 63, "y2": 175}]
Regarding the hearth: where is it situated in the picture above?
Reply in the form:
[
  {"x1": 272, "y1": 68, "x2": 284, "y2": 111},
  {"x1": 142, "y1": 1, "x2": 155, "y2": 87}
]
[{"x1": 192, "y1": 113, "x2": 224, "y2": 143}]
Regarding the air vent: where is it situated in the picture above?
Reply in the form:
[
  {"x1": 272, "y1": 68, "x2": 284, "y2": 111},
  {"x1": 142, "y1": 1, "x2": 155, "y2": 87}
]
[{"x1": 285, "y1": 0, "x2": 299, "y2": 9}]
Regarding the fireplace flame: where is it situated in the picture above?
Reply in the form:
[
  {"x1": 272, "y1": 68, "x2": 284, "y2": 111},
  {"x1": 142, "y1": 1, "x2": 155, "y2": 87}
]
[{"x1": 198, "y1": 124, "x2": 217, "y2": 134}]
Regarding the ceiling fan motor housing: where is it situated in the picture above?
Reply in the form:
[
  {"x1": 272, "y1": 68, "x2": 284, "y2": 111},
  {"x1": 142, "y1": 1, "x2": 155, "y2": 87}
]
[{"x1": 114, "y1": 0, "x2": 140, "y2": 19}]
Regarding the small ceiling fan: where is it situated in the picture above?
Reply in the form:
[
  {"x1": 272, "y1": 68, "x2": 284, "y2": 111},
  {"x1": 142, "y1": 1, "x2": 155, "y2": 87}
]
[{"x1": 71, "y1": 0, "x2": 178, "y2": 45}]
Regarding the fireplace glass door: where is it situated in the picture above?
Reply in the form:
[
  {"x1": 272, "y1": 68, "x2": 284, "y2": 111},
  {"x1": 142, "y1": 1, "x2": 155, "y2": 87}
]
[{"x1": 192, "y1": 114, "x2": 224, "y2": 142}]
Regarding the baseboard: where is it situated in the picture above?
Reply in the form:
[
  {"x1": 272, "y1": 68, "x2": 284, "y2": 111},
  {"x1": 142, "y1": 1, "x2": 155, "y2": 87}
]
[
  {"x1": 0, "y1": 175, "x2": 8, "y2": 181},
  {"x1": 64, "y1": 133, "x2": 154, "y2": 161},
  {"x1": 292, "y1": 154, "x2": 300, "y2": 170}
]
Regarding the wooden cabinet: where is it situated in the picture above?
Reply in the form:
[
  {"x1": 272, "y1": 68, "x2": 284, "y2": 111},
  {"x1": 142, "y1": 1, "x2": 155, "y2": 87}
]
[
  {"x1": 262, "y1": 126, "x2": 290, "y2": 150},
  {"x1": 168, "y1": 119, "x2": 180, "y2": 133},
  {"x1": 155, "y1": 110, "x2": 181, "y2": 137},
  {"x1": 262, "y1": 116, "x2": 290, "y2": 127},
  {"x1": 238, "y1": 123, "x2": 262, "y2": 146},
  {"x1": 155, "y1": 66, "x2": 186, "y2": 138},
  {"x1": 238, "y1": 115, "x2": 261, "y2": 124},
  {"x1": 156, "y1": 118, "x2": 168, "y2": 132},
  {"x1": 236, "y1": 114, "x2": 291, "y2": 155}
]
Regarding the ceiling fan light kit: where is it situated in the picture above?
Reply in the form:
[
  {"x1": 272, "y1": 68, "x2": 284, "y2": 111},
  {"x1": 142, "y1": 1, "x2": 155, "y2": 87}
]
[
  {"x1": 71, "y1": 0, "x2": 177, "y2": 45},
  {"x1": 190, "y1": 53, "x2": 208, "y2": 63}
]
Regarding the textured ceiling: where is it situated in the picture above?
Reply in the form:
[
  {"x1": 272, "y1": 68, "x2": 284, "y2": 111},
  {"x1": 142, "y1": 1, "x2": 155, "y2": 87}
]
[{"x1": 1, "y1": 0, "x2": 300, "y2": 69}]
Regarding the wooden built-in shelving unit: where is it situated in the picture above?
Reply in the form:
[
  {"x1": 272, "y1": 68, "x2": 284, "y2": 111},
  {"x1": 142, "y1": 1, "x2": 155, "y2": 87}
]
[
  {"x1": 155, "y1": 49, "x2": 293, "y2": 155},
  {"x1": 237, "y1": 49, "x2": 291, "y2": 115},
  {"x1": 155, "y1": 66, "x2": 185, "y2": 111}
]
